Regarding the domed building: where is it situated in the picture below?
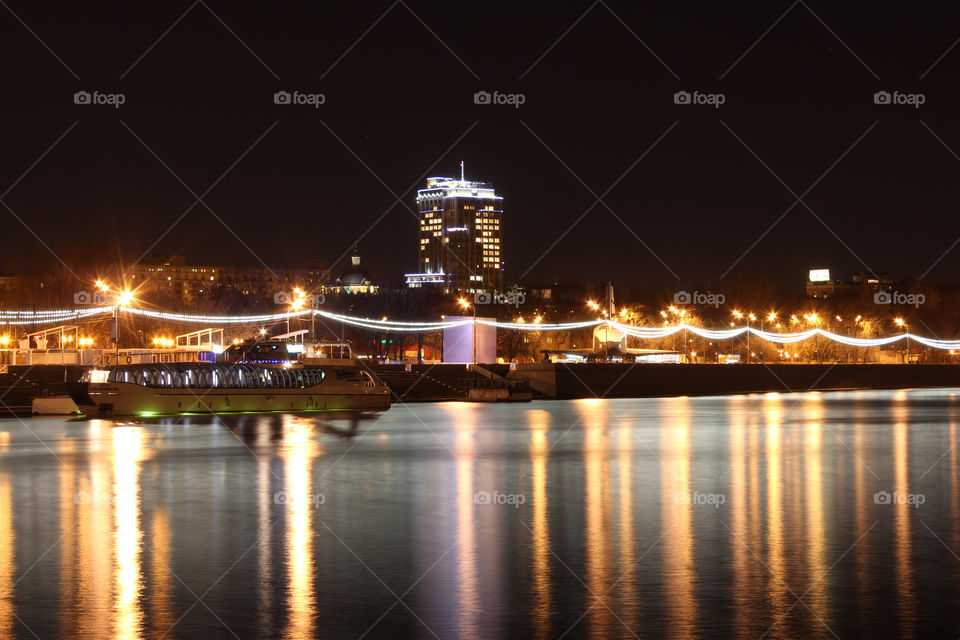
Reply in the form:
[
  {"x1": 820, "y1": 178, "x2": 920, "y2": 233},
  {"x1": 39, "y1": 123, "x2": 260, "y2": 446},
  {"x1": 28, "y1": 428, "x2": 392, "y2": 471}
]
[{"x1": 333, "y1": 247, "x2": 378, "y2": 294}]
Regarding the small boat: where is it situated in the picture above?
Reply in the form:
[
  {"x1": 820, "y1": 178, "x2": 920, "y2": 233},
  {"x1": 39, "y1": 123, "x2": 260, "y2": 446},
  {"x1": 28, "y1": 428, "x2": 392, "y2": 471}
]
[{"x1": 66, "y1": 362, "x2": 391, "y2": 418}]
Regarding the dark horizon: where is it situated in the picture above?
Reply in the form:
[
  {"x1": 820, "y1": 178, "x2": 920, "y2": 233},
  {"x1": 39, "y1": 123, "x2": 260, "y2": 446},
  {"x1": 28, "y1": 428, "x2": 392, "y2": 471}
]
[{"x1": 4, "y1": 2, "x2": 960, "y2": 292}]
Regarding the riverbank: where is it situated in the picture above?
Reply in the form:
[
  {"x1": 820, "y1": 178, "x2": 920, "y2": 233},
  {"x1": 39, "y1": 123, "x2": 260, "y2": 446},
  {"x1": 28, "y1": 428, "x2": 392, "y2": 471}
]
[{"x1": 514, "y1": 362, "x2": 960, "y2": 399}]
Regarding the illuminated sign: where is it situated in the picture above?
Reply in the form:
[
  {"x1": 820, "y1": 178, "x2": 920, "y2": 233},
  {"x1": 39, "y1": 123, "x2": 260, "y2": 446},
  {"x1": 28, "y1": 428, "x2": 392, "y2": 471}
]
[{"x1": 808, "y1": 269, "x2": 831, "y2": 282}]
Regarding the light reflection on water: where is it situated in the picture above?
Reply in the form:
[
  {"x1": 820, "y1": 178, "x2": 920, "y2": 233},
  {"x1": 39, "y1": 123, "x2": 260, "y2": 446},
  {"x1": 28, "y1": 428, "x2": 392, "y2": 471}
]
[{"x1": 0, "y1": 389, "x2": 959, "y2": 638}]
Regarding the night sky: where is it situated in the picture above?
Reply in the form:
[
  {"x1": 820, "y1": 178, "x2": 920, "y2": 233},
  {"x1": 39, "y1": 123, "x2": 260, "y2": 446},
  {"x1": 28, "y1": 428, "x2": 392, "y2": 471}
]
[{"x1": 3, "y1": 1, "x2": 960, "y2": 291}]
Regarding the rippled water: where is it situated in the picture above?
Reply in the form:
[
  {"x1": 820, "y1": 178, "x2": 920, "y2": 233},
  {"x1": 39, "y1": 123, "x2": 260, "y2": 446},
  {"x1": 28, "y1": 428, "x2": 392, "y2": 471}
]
[{"x1": 1, "y1": 389, "x2": 960, "y2": 639}]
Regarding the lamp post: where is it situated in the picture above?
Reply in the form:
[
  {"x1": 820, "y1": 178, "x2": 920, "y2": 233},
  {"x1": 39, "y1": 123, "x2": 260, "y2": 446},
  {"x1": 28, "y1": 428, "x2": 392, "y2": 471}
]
[
  {"x1": 732, "y1": 310, "x2": 746, "y2": 363},
  {"x1": 458, "y1": 297, "x2": 477, "y2": 363},
  {"x1": 895, "y1": 317, "x2": 908, "y2": 363},
  {"x1": 112, "y1": 288, "x2": 134, "y2": 362}
]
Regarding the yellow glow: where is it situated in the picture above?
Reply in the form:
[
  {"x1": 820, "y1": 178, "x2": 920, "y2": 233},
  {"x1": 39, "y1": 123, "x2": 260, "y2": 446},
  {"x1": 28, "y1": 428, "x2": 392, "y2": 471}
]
[
  {"x1": 582, "y1": 400, "x2": 613, "y2": 635},
  {"x1": 117, "y1": 290, "x2": 134, "y2": 307},
  {"x1": 0, "y1": 471, "x2": 12, "y2": 639},
  {"x1": 113, "y1": 427, "x2": 144, "y2": 639},
  {"x1": 281, "y1": 418, "x2": 318, "y2": 638},
  {"x1": 444, "y1": 403, "x2": 480, "y2": 636},
  {"x1": 767, "y1": 312, "x2": 777, "y2": 322},
  {"x1": 661, "y1": 399, "x2": 696, "y2": 637},
  {"x1": 534, "y1": 316, "x2": 542, "y2": 324},
  {"x1": 149, "y1": 510, "x2": 173, "y2": 633},
  {"x1": 529, "y1": 410, "x2": 551, "y2": 639},
  {"x1": 458, "y1": 298, "x2": 469, "y2": 308},
  {"x1": 895, "y1": 317, "x2": 905, "y2": 327}
]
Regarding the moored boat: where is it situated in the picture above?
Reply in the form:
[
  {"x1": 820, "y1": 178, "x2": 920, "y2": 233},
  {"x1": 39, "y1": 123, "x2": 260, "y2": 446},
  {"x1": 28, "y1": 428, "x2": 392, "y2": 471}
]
[{"x1": 66, "y1": 362, "x2": 391, "y2": 418}]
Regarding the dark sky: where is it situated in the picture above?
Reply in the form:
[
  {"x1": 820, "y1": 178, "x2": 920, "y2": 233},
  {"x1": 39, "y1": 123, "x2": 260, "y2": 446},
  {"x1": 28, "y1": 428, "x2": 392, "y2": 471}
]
[{"x1": 2, "y1": 1, "x2": 960, "y2": 292}]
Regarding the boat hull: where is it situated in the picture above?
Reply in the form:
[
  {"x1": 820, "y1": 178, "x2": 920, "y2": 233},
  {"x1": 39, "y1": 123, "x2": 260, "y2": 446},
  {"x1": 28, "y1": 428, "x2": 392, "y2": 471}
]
[{"x1": 67, "y1": 381, "x2": 391, "y2": 417}]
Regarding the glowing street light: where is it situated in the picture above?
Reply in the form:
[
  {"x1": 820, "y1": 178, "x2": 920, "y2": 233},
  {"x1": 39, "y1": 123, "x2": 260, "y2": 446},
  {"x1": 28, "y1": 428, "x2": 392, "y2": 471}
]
[
  {"x1": 458, "y1": 297, "x2": 477, "y2": 363},
  {"x1": 895, "y1": 318, "x2": 909, "y2": 362}
]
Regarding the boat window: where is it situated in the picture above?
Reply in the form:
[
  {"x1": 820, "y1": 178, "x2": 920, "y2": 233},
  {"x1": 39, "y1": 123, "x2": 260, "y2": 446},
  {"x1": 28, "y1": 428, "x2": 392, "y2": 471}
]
[{"x1": 96, "y1": 364, "x2": 331, "y2": 390}]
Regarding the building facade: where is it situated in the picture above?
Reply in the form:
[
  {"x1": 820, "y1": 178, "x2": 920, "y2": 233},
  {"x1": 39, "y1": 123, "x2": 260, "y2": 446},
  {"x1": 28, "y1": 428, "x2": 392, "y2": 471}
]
[
  {"x1": 406, "y1": 173, "x2": 503, "y2": 294},
  {"x1": 131, "y1": 255, "x2": 327, "y2": 299}
]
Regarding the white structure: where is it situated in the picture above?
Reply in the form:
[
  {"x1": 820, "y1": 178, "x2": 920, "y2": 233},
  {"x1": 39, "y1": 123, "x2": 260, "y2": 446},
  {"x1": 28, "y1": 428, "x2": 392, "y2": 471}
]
[{"x1": 442, "y1": 316, "x2": 496, "y2": 363}]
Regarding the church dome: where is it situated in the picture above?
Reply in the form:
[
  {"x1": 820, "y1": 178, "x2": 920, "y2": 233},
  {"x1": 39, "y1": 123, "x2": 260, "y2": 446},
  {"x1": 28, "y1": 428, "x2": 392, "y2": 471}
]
[{"x1": 336, "y1": 247, "x2": 374, "y2": 287}]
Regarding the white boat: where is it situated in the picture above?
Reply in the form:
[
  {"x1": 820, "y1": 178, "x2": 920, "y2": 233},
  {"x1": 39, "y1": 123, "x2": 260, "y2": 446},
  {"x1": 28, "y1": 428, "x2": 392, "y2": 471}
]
[
  {"x1": 66, "y1": 362, "x2": 391, "y2": 418},
  {"x1": 32, "y1": 395, "x2": 80, "y2": 415}
]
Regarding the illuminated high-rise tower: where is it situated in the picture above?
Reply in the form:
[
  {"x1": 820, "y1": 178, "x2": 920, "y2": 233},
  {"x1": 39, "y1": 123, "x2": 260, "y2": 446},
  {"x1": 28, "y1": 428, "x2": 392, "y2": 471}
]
[{"x1": 405, "y1": 164, "x2": 503, "y2": 294}]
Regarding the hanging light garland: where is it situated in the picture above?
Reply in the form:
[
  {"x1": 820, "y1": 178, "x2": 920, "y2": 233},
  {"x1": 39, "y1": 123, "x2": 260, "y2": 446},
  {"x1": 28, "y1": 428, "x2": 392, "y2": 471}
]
[{"x1": 3, "y1": 305, "x2": 960, "y2": 349}]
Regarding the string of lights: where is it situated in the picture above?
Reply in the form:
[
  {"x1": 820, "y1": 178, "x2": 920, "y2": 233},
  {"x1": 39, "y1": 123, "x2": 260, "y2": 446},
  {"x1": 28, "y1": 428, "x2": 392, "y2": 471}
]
[
  {"x1": 0, "y1": 307, "x2": 114, "y2": 317},
  {"x1": 0, "y1": 308, "x2": 114, "y2": 326},
  {"x1": 4, "y1": 306, "x2": 960, "y2": 350},
  {"x1": 314, "y1": 310, "x2": 469, "y2": 332},
  {"x1": 479, "y1": 319, "x2": 608, "y2": 331},
  {"x1": 126, "y1": 308, "x2": 314, "y2": 324}
]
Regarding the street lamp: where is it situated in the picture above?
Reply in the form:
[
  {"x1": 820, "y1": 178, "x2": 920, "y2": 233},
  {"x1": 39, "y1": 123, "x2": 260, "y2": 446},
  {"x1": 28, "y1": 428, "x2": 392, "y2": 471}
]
[
  {"x1": 96, "y1": 283, "x2": 135, "y2": 360},
  {"x1": 895, "y1": 317, "x2": 908, "y2": 363},
  {"x1": 458, "y1": 297, "x2": 477, "y2": 363},
  {"x1": 732, "y1": 310, "x2": 751, "y2": 363}
]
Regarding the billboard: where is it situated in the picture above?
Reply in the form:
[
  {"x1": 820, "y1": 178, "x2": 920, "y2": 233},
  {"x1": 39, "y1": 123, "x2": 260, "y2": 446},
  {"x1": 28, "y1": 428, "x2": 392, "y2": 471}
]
[{"x1": 808, "y1": 269, "x2": 831, "y2": 282}]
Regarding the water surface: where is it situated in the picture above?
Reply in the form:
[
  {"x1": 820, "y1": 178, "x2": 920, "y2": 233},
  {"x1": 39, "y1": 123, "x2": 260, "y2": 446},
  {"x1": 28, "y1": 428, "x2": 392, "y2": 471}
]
[{"x1": 1, "y1": 389, "x2": 959, "y2": 639}]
